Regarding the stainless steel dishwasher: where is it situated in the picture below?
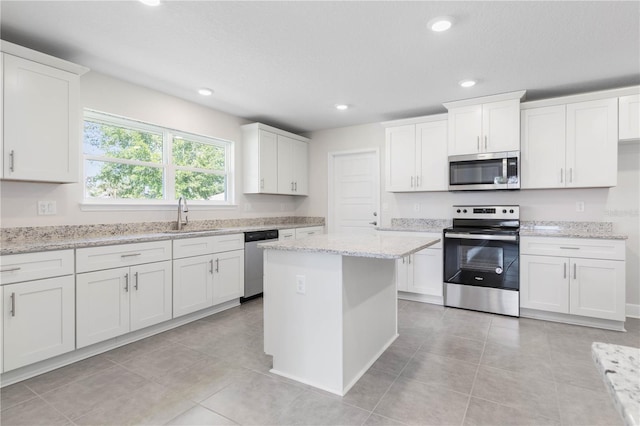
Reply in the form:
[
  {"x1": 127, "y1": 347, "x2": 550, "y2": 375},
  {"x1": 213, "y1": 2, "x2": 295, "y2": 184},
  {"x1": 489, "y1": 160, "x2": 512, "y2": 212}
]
[{"x1": 242, "y1": 229, "x2": 279, "y2": 302}]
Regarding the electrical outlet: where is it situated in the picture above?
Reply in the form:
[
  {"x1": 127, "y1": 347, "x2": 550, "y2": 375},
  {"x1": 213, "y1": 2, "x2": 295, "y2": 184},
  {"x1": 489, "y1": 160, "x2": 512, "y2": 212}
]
[
  {"x1": 37, "y1": 201, "x2": 57, "y2": 215},
  {"x1": 576, "y1": 201, "x2": 585, "y2": 212},
  {"x1": 414, "y1": 203, "x2": 420, "y2": 212},
  {"x1": 296, "y1": 275, "x2": 306, "y2": 295},
  {"x1": 280, "y1": 203, "x2": 286, "y2": 212},
  {"x1": 244, "y1": 202, "x2": 252, "y2": 212}
]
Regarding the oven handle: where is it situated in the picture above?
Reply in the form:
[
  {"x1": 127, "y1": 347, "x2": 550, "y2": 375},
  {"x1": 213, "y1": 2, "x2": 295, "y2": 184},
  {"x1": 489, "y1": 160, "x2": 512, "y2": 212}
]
[{"x1": 444, "y1": 233, "x2": 518, "y2": 242}]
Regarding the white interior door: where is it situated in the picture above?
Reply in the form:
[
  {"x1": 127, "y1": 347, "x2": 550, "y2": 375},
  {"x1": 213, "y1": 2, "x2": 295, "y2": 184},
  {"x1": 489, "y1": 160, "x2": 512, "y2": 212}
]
[{"x1": 328, "y1": 149, "x2": 380, "y2": 234}]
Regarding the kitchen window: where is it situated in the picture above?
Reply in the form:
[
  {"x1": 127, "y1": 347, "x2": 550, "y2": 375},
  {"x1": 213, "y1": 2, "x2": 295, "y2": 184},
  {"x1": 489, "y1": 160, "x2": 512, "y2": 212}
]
[{"x1": 82, "y1": 110, "x2": 233, "y2": 207}]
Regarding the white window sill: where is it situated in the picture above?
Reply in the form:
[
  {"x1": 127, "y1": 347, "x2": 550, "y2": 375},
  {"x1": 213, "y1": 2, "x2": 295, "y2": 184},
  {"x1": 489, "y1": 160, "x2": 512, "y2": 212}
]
[{"x1": 80, "y1": 201, "x2": 239, "y2": 212}]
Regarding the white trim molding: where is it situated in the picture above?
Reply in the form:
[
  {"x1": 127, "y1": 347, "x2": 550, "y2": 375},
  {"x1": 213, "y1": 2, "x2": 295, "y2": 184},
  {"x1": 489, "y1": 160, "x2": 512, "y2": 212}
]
[{"x1": 626, "y1": 303, "x2": 640, "y2": 319}]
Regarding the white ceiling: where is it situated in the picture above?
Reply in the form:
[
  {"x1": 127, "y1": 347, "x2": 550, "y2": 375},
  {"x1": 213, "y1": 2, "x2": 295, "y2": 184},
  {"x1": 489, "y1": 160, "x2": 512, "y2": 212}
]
[{"x1": 1, "y1": 1, "x2": 639, "y2": 134}]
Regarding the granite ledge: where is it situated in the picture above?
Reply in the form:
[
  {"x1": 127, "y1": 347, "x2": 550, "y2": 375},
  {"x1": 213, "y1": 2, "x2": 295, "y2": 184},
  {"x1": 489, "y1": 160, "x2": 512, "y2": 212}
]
[
  {"x1": 258, "y1": 233, "x2": 440, "y2": 259},
  {"x1": 0, "y1": 218, "x2": 325, "y2": 256},
  {"x1": 592, "y1": 342, "x2": 640, "y2": 426},
  {"x1": 520, "y1": 221, "x2": 627, "y2": 240}
]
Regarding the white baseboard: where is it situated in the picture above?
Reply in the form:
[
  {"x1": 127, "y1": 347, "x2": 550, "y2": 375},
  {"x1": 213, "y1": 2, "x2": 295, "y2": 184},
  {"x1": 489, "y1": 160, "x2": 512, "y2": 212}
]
[{"x1": 627, "y1": 303, "x2": 640, "y2": 319}]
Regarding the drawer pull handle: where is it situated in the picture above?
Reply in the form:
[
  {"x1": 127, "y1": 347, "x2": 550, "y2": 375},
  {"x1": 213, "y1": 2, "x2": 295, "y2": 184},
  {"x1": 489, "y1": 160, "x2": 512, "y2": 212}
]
[
  {"x1": 0, "y1": 267, "x2": 21, "y2": 273},
  {"x1": 10, "y1": 292, "x2": 16, "y2": 317},
  {"x1": 121, "y1": 253, "x2": 142, "y2": 258},
  {"x1": 560, "y1": 247, "x2": 580, "y2": 250},
  {"x1": 124, "y1": 273, "x2": 129, "y2": 292},
  {"x1": 134, "y1": 272, "x2": 139, "y2": 290}
]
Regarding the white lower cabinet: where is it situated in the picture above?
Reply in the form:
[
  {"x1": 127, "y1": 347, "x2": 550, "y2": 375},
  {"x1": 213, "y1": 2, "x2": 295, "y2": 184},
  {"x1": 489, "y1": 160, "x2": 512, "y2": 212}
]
[
  {"x1": 3, "y1": 276, "x2": 75, "y2": 371},
  {"x1": 520, "y1": 237, "x2": 626, "y2": 322},
  {"x1": 279, "y1": 229, "x2": 295, "y2": 241},
  {"x1": 76, "y1": 261, "x2": 172, "y2": 348},
  {"x1": 295, "y1": 226, "x2": 324, "y2": 239},
  {"x1": 172, "y1": 234, "x2": 245, "y2": 318}
]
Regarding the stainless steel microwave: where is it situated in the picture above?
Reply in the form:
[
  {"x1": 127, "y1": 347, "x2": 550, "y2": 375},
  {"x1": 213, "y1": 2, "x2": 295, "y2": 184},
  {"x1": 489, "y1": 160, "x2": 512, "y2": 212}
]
[{"x1": 448, "y1": 151, "x2": 520, "y2": 191}]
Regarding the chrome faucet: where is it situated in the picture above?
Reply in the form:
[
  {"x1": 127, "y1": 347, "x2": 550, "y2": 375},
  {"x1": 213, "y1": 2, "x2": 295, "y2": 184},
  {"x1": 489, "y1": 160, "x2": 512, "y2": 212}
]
[{"x1": 177, "y1": 197, "x2": 189, "y2": 230}]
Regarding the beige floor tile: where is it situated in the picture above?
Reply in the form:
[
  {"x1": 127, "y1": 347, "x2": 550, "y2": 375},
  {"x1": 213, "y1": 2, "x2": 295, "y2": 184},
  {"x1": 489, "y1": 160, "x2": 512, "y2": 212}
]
[
  {"x1": 374, "y1": 376, "x2": 469, "y2": 425},
  {"x1": 550, "y1": 357, "x2": 609, "y2": 391},
  {"x1": 557, "y1": 383, "x2": 624, "y2": 426},
  {"x1": 0, "y1": 383, "x2": 37, "y2": 411},
  {"x1": 471, "y1": 365, "x2": 560, "y2": 422},
  {"x1": 73, "y1": 381, "x2": 195, "y2": 426},
  {"x1": 121, "y1": 345, "x2": 211, "y2": 380},
  {"x1": 419, "y1": 333, "x2": 485, "y2": 364},
  {"x1": 438, "y1": 317, "x2": 491, "y2": 342},
  {"x1": 153, "y1": 357, "x2": 245, "y2": 402},
  {"x1": 21, "y1": 355, "x2": 116, "y2": 395},
  {"x1": 200, "y1": 370, "x2": 305, "y2": 425},
  {"x1": 0, "y1": 396, "x2": 71, "y2": 425},
  {"x1": 486, "y1": 322, "x2": 550, "y2": 353},
  {"x1": 40, "y1": 365, "x2": 148, "y2": 420},
  {"x1": 370, "y1": 343, "x2": 416, "y2": 376},
  {"x1": 363, "y1": 413, "x2": 408, "y2": 425},
  {"x1": 165, "y1": 405, "x2": 238, "y2": 425},
  {"x1": 276, "y1": 390, "x2": 370, "y2": 425},
  {"x1": 342, "y1": 368, "x2": 397, "y2": 411},
  {"x1": 401, "y1": 351, "x2": 478, "y2": 394},
  {"x1": 102, "y1": 333, "x2": 175, "y2": 364},
  {"x1": 480, "y1": 341, "x2": 554, "y2": 379},
  {"x1": 463, "y1": 397, "x2": 560, "y2": 426}
]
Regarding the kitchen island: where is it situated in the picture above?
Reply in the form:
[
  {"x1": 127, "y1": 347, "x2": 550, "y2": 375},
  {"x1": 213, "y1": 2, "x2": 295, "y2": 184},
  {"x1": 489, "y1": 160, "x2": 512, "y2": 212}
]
[{"x1": 259, "y1": 233, "x2": 440, "y2": 396}]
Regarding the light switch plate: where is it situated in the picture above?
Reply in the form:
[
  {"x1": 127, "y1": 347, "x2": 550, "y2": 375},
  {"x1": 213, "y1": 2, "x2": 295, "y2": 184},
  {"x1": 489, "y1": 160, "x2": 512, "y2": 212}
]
[
  {"x1": 37, "y1": 200, "x2": 57, "y2": 215},
  {"x1": 296, "y1": 275, "x2": 306, "y2": 295}
]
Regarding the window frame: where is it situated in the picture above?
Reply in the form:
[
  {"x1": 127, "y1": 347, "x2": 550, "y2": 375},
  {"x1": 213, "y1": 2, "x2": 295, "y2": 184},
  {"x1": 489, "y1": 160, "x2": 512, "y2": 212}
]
[{"x1": 81, "y1": 110, "x2": 235, "y2": 209}]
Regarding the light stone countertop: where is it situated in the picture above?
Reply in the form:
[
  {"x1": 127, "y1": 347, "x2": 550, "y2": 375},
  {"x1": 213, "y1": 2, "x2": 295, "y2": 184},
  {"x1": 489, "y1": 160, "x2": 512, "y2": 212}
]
[
  {"x1": 258, "y1": 233, "x2": 440, "y2": 259},
  {"x1": 520, "y1": 221, "x2": 627, "y2": 240},
  {"x1": 0, "y1": 223, "x2": 322, "y2": 256},
  {"x1": 592, "y1": 342, "x2": 640, "y2": 426}
]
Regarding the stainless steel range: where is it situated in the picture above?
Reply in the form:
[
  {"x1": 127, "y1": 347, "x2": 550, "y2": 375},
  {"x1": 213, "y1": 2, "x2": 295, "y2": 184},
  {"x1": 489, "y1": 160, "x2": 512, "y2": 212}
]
[{"x1": 443, "y1": 205, "x2": 520, "y2": 317}]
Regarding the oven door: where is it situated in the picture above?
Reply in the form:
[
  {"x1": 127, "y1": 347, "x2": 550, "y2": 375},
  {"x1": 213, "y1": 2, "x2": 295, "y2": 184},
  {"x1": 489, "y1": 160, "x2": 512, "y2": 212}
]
[{"x1": 443, "y1": 231, "x2": 519, "y2": 291}]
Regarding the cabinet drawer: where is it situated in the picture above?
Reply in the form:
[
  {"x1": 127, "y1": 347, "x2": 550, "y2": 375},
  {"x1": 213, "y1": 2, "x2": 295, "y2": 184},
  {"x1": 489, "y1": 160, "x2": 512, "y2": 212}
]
[
  {"x1": 212, "y1": 233, "x2": 244, "y2": 253},
  {"x1": 0, "y1": 250, "x2": 74, "y2": 285},
  {"x1": 520, "y1": 237, "x2": 625, "y2": 261},
  {"x1": 76, "y1": 240, "x2": 171, "y2": 273},
  {"x1": 279, "y1": 229, "x2": 295, "y2": 241},
  {"x1": 295, "y1": 226, "x2": 324, "y2": 239}
]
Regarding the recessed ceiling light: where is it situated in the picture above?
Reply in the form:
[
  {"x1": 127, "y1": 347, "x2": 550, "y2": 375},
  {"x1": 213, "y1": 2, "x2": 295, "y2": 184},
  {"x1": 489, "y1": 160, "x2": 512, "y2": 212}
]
[
  {"x1": 335, "y1": 104, "x2": 349, "y2": 110},
  {"x1": 459, "y1": 79, "x2": 477, "y2": 88},
  {"x1": 139, "y1": 0, "x2": 160, "y2": 6},
  {"x1": 428, "y1": 16, "x2": 453, "y2": 32},
  {"x1": 198, "y1": 88, "x2": 213, "y2": 96}
]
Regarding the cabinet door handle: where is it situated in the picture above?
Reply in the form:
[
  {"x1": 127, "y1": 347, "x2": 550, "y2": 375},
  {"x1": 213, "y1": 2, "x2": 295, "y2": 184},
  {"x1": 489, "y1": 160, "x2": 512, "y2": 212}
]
[
  {"x1": 124, "y1": 273, "x2": 129, "y2": 292},
  {"x1": 294, "y1": 182, "x2": 297, "y2": 191},
  {"x1": 215, "y1": 258, "x2": 220, "y2": 273},
  {"x1": 0, "y1": 267, "x2": 21, "y2": 273},
  {"x1": 408, "y1": 256, "x2": 412, "y2": 265},
  {"x1": 134, "y1": 272, "x2": 139, "y2": 290},
  {"x1": 411, "y1": 176, "x2": 414, "y2": 188},
  {"x1": 10, "y1": 292, "x2": 16, "y2": 317},
  {"x1": 484, "y1": 136, "x2": 488, "y2": 150},
  {"x1": 121, "y1": 253, "x2": 142, "y2": 258},
  {"x1": 573, "y1": 263, "x2": 577, "y2": 280},
  {"x1": 560, "y1": 168, "x2": 564, "y2": 183},
  {"x1": 260, "y1": 178, "x2": 264, "y2": 189},
  {"x1": 402, "y1": 257, "x2": 405, "y2": 264},
  {"x1": 369, "y1": 221, "x2": 377, "y2": 226},
  {"x1": 569, "y1": 168, "x2": 573, "y2": 183},
  {"x1": 9, "y1": 150, "x2": 15, "y2": 172},
  {"x1": 477, "y1": 136, "x2": 480, "y2": 152},
  {"x1": 209, "y1": 259, "x2": 214, "y2": 274},
  {"x1": 560, "y1": 247, "x2": 579, "y2": 250},
  {"x1": 291, "y1": 182, "x2": 294, "y2": 191},
  {"x1": 563, "y1": 263, "x2": 567, "y2": 279},
  {"x1": 416, "y1": 176, "x2": 420, "y2": 187}
]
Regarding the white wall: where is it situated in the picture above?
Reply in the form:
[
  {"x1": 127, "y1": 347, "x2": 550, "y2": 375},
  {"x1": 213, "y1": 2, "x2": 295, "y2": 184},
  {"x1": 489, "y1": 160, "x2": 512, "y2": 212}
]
[
  {"x1": 0, "y1": 71, "x2": 305, "y2": 227},
  {"x1": 303, "y1": 123, "x2": 640, "y2": 308}
]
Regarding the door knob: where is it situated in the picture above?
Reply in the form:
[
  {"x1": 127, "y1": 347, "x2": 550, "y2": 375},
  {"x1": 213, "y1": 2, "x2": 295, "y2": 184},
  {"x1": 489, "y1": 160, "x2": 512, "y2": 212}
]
[{"x1": 369, "y1": 221, "x2": 377, "y2": 226}]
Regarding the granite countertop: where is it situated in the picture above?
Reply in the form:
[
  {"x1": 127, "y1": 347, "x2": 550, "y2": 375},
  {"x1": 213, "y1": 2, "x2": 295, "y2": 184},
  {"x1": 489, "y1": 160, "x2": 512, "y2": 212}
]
[
  {"x1": 258, "y1": 233, "x2": 440, "y2": 259},
  {"x1": 520, "y1": 221, "x2": 628, "y2": 240},
  {"x1": 592, "y1": 342, "x2": 640, "y2": 426},
  {"x1": 377, "y1": 218, "x2": 450, "y2": 234},
  {"x1": 0, "y1": 221, "x2": 324, "y2": 256}
]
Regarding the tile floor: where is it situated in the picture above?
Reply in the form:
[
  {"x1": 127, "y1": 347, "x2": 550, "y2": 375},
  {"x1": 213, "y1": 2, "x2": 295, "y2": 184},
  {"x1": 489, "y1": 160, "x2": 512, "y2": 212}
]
[{"x1": 1, "y1": 298, "x2": 638, "y2": 426}]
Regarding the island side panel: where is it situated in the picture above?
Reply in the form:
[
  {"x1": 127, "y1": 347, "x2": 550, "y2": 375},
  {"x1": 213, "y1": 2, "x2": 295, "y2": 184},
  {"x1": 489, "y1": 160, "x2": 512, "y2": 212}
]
[
  {"x1": 342, "y1": 256, "x2": 397, "y2": 394},
  {"x1": 263, "y1": 249, "x2": 345, "y2": 394}
]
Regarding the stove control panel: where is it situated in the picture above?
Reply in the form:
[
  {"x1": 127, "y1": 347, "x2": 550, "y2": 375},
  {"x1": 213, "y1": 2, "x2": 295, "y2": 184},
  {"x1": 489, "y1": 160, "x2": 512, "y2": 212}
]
[{"x1": 452, "y1": 205, "x2": 519, "y2": 220}]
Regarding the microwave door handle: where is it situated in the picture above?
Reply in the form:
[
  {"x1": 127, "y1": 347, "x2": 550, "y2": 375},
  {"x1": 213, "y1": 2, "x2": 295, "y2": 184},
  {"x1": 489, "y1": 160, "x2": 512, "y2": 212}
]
[
  {"x1": 445, "y1": 233, "x2": 518, "y2": 242},
  {"x1": 503, "y1": 158, "x2": 508, "y2": 181}
]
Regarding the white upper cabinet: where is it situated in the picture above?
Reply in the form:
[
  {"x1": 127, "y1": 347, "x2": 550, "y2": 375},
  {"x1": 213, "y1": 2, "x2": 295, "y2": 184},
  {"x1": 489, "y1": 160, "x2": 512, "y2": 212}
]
[
  {"x1": 521, "y1": 105, "x2": 567, "y2": 188},
  {"x1": 1, "y1": 41, "x2": 88, "y2": 183},
  {"x1": 242, "y1": 122, "x2": 309, "y2": 196},
  {"x1": 618, "y1": 94, "x2": 639, "y2": 141},
  {"x1": 566, "y1": 98, "x2": 618, "y2": 188},
  {"x1": 522, "y1": 98, "x2": 618, "y2": 189},
  {"x1": 444, "y1": 91, "x2": 525, "y2": 156},
  {"x1": 384, "y1": 116, "x2": 448, "y2": 192}
]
